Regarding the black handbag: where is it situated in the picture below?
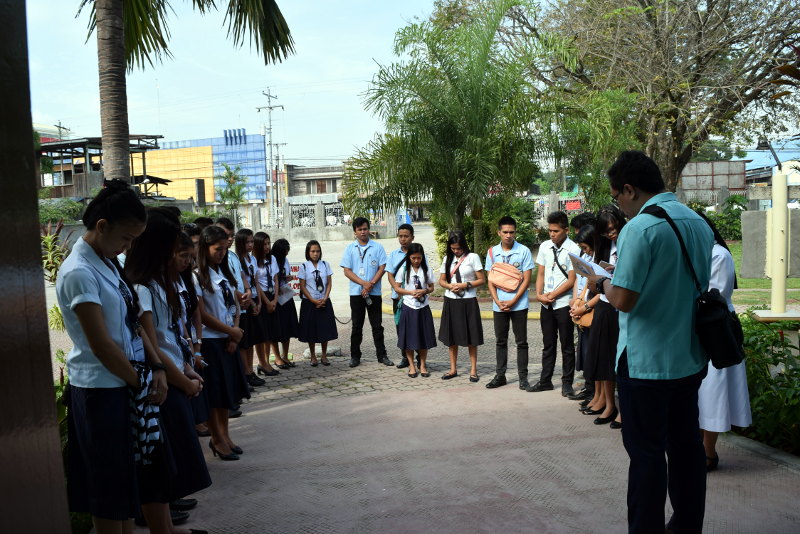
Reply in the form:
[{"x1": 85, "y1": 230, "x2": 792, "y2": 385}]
[{"x1": 642, "y1": 205, "x2": 745, "y2": 369}]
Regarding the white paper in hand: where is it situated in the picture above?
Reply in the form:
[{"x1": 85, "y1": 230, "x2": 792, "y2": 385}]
[
  {"x1": 277, "y1": 285, "x2": 296, "y2": 305},
  {"x1": 568, "y1": 252, "x2": 608, "y2": 277}
]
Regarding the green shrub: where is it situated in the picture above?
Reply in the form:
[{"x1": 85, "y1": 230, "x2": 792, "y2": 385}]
[
  {"x1": 739, "y1": 311, "x2": 800, "y2": 455},
  {"x1": 38, "y1": 198, "x2": 84, "y2": 224},
  {"x1": 707, "y1": 194, "x2": 746, "y2": 240}
]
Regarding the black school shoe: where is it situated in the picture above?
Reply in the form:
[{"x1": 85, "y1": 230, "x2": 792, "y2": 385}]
[
  {"x1": 485, "y1": 375, "x2": 507, "y2": 389},
  {"x1": 526, "y1": 381, "x2": 554, "y2": 392},
  {"x1": 561, "y1": 383, "x2": 575, "y2": 397}
]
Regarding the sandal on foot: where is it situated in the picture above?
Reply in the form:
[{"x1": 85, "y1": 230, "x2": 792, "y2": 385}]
[
  {"x1": 442, "y1": 372, "x2": 458, "y2": 380},
  {"x1": 469, "y1": 374, "x2": 479, "y2": 382}
]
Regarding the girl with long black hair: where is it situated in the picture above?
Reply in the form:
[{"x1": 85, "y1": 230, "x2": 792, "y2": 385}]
[
  {"x1": 126, "y1": 208, "x2": 212, "y2": 532},
  {"x1": 271, "y1": 238, "x2": 300, "y2": 367},
  {"x1": 234, "y1": 228, "x2": 267, "y2": 387},
  {"x1": 251, "y1": 232, "x2": 281, "y2": 375},
  {"x1": 388, "y1": 243, "x2": 437, "y2": 377},
  {"x1": 195, "y1": 226, "x2": 249, "y2": 461},
  {"x1": 297, "y1": 240, "x2": 338, "y2": 366},
  {"x1": 437, "y1": 231, "x2": 485, "y2": 382},
  {"x1": 57, "y1": 180, "x2": 169, "y2": 533}
]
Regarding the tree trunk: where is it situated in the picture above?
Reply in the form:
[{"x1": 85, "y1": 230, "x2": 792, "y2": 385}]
[
  {"x1": 645, "y1": 116, "x2": 693, "y2": 193},
  {"x1": 96, "y1": 0, "x2": 130, "y2": 183},
  {"x1": 471, "y1": 205, "x2": 484, "y2": 256}
]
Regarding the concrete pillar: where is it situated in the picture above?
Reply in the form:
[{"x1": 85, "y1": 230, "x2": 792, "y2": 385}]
[
  {"x1": 1, "y1": 2, "x2": 70, "y2": 530},
  {"x1": 315, "y1": 201, "x2": 325, "y2": 241},
  {"x1": 548, "y1": 191, "x2": 559, "y2": 215},
  {"x1": 717, "y1": 186, "x2": 730, "y2": 209},
  {"x1": 284, "y1": 202, "x2": 292, "y2": 229},
  {"x1": 385, "y1": 206, "x2": 399, "y2": 236}
]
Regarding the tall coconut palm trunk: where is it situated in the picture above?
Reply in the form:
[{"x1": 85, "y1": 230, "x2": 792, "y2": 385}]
[{"x1": 95, "y1": 0, "x2": 130, "y2": 182}]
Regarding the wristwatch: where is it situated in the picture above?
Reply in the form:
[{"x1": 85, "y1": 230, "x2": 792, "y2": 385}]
[
  {"x1": 595, "y1": 277, "x2": 610, "y2": 295},
  {"x1": 466, "y1": 282, "x2": 473, "y2": 289},
  {"x1": 584, "y1": 303, "x2": 592, "y2": 311}
]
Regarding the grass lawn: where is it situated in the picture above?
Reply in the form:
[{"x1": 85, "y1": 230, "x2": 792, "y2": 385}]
[{"x1": 728, "y1": 241, "x2": 800, "y2": 290}]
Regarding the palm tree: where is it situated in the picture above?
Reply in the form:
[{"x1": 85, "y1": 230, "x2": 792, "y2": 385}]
[
  {"x1": 79, "y1": 0, "x2": 294, "y2": 183},
  {"x1": 215, "y1": 162, "x2": 247, "y2": 222},
  {"x1": 343, "y1": 0, "x2": 540, "y2": 253}
]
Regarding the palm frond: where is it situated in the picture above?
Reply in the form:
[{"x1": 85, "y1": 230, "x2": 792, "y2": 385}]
[{"x1": 223, "y1": 0, "x2": 295, "y2": 64}]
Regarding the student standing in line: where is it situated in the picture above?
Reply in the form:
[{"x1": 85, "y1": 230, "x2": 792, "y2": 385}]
[
  {"x1": 696, "y1": 211, "x2": 751, "y2": 471},
  {"x1": 195, "y1": 225, "x2": 249, "y2": 461},
  {"x1": 234, "y1": 228, "x2": 267, "y2": 388},
  {"x1": 438, "y1": 231, "x2": 485, "y2": 382},
  {"x1": 297, "y1": 240, "x2": 338, "y2": 366},
  {"x1": 485, "y1": 216, "x2": 534, "y2": 390},
  {"x1": 387, "y1": 223, "x2": 419, "y2": 369},
  {"x1": 389, "y1": 243, "x2": 436, "y2": 377},
  {"x1": 529, "y1": 211, "x2": 581, "y2": 396},
  {"x1": 251, "y1": 232, "x2": 281, "y2": 376},
  {"x1": 271, "y1": 238, "x2": 300, "y2": 367},
  {"x1": 57, "y1": 181, "x2": 168, "y2": 533},
  {"x1": 126, "y1": 209, "x2": 212, "y2": 532},
  {"x1": 340, "y1": 217, "x2": 394, "y2": 368}
]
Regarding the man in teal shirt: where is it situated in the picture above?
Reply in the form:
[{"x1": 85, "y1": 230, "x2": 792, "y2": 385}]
[{"x1": 586, "y1": 151, "x2": 713, "y2": 534}]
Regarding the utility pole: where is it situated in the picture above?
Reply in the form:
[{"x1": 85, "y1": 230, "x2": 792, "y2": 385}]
[
  {"x1": 273, "y1": 142, "x2": 288, "y2": 203},
  {"x1": 53, "y1": 120, "x2": 71, "y2": 140},
  {"x1": 256, "y1": 89, "x2": 283, "y2": 224}
]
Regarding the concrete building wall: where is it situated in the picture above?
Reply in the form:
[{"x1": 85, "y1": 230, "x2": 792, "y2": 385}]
[
  {"x1": 741, "y1": 210, "x2": 800, "y2": 278},
  {"x1": 131, "y1": 146, "x2": 215, "y2": 201}
]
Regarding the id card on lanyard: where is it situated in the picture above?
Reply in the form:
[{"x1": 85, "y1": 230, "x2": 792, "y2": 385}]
[{"x1": 358, "y1": 244, "x2": 368, "y2": 276}]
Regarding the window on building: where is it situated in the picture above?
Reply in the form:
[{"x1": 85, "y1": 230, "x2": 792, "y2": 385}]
[{"x1": 317, "y1": 179, "x2": 327, "y2": 194}]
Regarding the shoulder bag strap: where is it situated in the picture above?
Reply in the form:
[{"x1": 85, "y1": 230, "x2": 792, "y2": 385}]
[
  {"x1": 641, "y1": 205, "x2": 703, "y2": 295},
  {"x1": 552, "y1": 247, "x2": 570, "y2": 279}
]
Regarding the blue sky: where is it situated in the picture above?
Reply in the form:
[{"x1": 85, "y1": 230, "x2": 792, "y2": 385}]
[{"x1": 26, "y1": 0, "x2": 434, "y2": 165}]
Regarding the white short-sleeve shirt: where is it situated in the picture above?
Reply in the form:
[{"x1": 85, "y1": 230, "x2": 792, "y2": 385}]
[
  {"x1": 399, "y1": 265, "x2": 435, "y2": 309},
  {"x1": 439, "y1": 252, "x2": 483, "y2": 299},
  {"x1": 136, "y1": 281, "x2": 185, "y2": 369},
  {"x1": 57, "y1": 237, "x2": 144, "y2": 388},
  {"x1": 254, "y1": 255, "x2": 279, "y2": 294},
  {"x1": 196, "y1": 266, "x2": 237, "y2": 339},
  {"x1": 297, "y1": 260, "x2": 333, "y2": 301},
  {"x1": 599, "y1": 241, "x2": 618, "y2": 304},
  {"x1": 535, "y1": 238, "x2": 582, "y2": 310}
]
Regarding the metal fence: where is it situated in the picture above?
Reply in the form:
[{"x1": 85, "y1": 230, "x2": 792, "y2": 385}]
[
  {"x1": 291, "y1": 204, "x2": 316, "y2": 227},
  {"x1": 324, "y1": 202, "x2": 348, "y2": 227}
]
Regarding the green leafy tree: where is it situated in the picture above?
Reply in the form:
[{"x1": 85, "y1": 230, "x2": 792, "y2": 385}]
[
  {"x1": 215, "y1": 163, "x2": 247, "y2": 222},
  {"x1": 497, "y1": 0, "x2": 800, "y2": 190},
  {"x1": 691, "y1": 139, "x2": 747, "y2": 162},
  {"x1": 344, "y1": 0, "x2": 542, "y2": 253},
  {"x1": 78, "y1": 0, "x2": 294, "y2": 182}
]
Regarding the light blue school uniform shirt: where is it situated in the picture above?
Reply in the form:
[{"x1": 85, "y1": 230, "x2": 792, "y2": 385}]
[
  {"x1": 226, "y1": 250, "x2": 243, "y2": 291},
  {"x1": 484, "y1": 241, "x2": 534, "y2": 312},
  {"x1": 57, "y1": 237, "x2": 145, "y2": 388},
  {"x1": 340, "y1": 240, "x2": 387, "y2": 296},
  {"x1": 612, "y1": 192, "x2": 713, "y2": 380},
  {"x1": 298, "y1": 260, "x2": 333, "y2": 301}
]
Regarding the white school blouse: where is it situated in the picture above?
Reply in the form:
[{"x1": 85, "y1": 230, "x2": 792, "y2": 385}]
[
  {"x1": 195, "y1": 266, "x2": 237, "y2": 339},
  {"x1": 399, "y1": 265, "x2": 435, "y2": 309},
  {"x1": 57, "y1": 237, "x2": 144, "y2": 388},
  {"x1": 439, "y1": 253, "x2": 482, "y2": 299},
  {"x1": 136, "y1": 281, "x2": 184, "y2": 369},
  {"x1": 297, "y1": 260, "x2": 333, "y2": 301},
  {"x1": 254, "y1": 255, "x2": 279, "y2": 294}
]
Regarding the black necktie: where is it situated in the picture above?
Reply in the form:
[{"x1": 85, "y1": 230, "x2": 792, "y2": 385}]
[{"x1": 314, "y1": 269, "x2": 323, "y2": 293}]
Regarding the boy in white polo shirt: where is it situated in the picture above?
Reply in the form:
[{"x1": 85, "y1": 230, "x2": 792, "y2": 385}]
[{"x1": 529, "y1": 211, "x2": 581, "y2": 396}]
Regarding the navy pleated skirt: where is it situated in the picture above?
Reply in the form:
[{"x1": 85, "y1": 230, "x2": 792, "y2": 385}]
[
  {"x1": 297, "y1": 298, "x2": 338, "y2": 343},
  {"x1": 67, "y1": 385, "x2": 139, "y2": 519},
  {"x1": 201, "y1": 337, "x2": 250, "y2": 409},
  {"x1": 159, "y1": 388, "x2": 212, "y2": 500},
  {"x1": 584, "y1": 300, "x2": 618, "y2": 381},
  {"x1": 239, "y1": 307, "x2": 267, "y2": 348},
  {"x1": 438, "y1": 297, "x2": 483, "y2": 347},
  {"x1": 258, "y1": 291, "x2": 279, "y2": 342},
  {"x1": 274, "y1": 299, "x2": 299, "y2": 341},
  {"x1": 397, "y1": 304, "x2": 437, "y2": 351}
]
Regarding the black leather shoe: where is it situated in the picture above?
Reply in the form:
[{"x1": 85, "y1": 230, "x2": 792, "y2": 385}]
[
  {"x1": 485, "y1": 375, "x2": 507, "y2": 389},
  {"x1": 594, "y1": 408, "x2": 619, "y2": 425},
  {"x1": 526, "y1": 381, "x2": 554, "y2": 392},
  {"x1": 518, "y1": 378, "x2": 530, "y2": 390},
  {"x1": 579, "y1": 398, "x2": 591, "y2": 407},
  {"x1": 561, "y1": 384, "x2": 575, "y2": 397},
  {"x1": 247, "y1": 373, "x2": 266, "y2": 387},
  {"x1": 396, "y1": 359, "x2": 410, "y2": 369},
  {"x1": 610, "y1": 420, "x2": 623, "y2": 430},
  {"x1": 378, "y1": 357, "x2": 394, "y2": 366},
  {"x1": 229, "y1": 408, "x2": 242, "y2": 418},
  {"x1": 135, "y1": 510, "x2": 189, "y2": 527},
  {"x1": 584, "y1": 407, "x2": 604, "y2": 415},
  {"x1": 348, "y1": 358, "x2": 360, "y2": 368},
  {"x1": 568, "y1": 389, "x2": 593, "y2": 401},
  {"x1": 170, "y1": 498, "x2": 198, "y2": 511}
]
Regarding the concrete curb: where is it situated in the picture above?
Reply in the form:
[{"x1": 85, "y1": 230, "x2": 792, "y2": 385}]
[
  {"x1": 721, "y1": 432, "x2": 800, "y2": 474},
  {"x1": 381, "y1": 303, "x2": 540, "y2": 320}
]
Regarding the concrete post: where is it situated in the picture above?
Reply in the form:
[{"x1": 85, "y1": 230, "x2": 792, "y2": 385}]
[
  {"x1": 771, "y1": 169, "x2": 788, "y2": 313},
  {"x1": 548, "y1": 191, "x2": 559, "y2": 215},
  {"x1": 315, "y1": 201, "x2": 325, "y2": 241},
  {"x1": 284, "y1": 202, "x2": 292, "y2": 230},
  {"x1": 717, "y1": 186, "x2": 730, "y2": 210}
]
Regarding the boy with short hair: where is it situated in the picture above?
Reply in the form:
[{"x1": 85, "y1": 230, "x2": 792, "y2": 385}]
[
  {"x1": 529, "y1": 211, "x2": 581, "y2": 395},
  {"x1": 485, "y1": 216, "x2": 534, "y2": 390},
  {"x1": 340, "y1": 217, "x2": 393, "y2": 368}
]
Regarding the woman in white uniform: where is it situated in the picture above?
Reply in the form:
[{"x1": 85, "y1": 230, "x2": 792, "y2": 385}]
[{"x1": 697, "y1": 211, "x2": 751, "y2": 471}]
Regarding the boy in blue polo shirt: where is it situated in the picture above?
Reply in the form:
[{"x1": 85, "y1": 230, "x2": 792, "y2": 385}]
[
  {"x1": 340, "y1": 217, "x2": 394, "y2": 368},
  {"x1": 484, "y1": 216, "x2": 534, "y2": 390}
]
